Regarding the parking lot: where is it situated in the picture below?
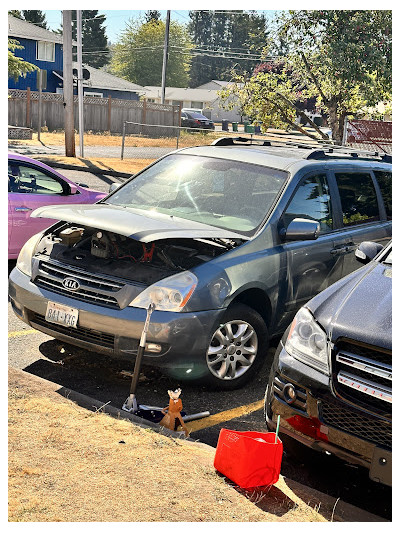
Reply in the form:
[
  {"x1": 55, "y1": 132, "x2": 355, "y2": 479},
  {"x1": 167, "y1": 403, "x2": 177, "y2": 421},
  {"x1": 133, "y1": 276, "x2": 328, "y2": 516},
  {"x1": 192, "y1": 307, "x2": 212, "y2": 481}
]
[{"x1": 8, "y1": 163, "x2": 392, "y2": 520}]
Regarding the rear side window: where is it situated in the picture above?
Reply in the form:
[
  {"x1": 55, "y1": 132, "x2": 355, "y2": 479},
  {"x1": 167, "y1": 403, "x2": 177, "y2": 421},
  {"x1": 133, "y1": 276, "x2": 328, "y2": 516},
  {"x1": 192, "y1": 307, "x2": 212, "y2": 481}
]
[
  {"x1": 374, "y1": 170, "x2": 392, "y2": 220},
  {"x1": 335, "y1": 172, "x2": 380, "y2": 226},
  {"x1": 283, "y1": 174, "x2": 333, "y2": 233}
]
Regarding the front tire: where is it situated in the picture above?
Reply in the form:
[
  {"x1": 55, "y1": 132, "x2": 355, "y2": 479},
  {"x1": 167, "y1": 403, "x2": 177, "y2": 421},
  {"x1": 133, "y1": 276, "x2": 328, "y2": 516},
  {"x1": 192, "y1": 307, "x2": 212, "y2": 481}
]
[{"x1": 204, "y1": 304, "x2": 269, "y2": 390}]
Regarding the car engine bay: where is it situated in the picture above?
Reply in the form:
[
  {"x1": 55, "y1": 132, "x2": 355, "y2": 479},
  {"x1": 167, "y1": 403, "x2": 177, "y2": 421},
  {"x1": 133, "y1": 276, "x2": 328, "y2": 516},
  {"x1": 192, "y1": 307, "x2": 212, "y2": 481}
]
[{"x1": 34, "y1": 223, "x2": 242, "y2": 285}]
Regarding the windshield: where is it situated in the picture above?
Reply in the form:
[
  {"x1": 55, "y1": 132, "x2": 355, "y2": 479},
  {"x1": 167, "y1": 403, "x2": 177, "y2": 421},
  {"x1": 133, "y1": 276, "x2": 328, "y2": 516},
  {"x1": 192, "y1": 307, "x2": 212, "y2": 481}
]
[
  {"x1": 382, "y1": 249, "x2": 392, "y2": 265},
  {"x1": 105, "y1": 154, "x2": 288, "y2": 235},
  {"x1": 187, "y1": 112, "x2": 208, "y2": 119}
]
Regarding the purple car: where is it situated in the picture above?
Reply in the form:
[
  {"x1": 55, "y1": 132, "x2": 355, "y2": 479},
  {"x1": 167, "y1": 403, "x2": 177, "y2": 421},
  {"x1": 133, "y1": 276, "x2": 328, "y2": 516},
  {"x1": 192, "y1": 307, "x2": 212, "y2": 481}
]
[{"x1": 8, "y1": 153, "x2": 106, "y2": 259}]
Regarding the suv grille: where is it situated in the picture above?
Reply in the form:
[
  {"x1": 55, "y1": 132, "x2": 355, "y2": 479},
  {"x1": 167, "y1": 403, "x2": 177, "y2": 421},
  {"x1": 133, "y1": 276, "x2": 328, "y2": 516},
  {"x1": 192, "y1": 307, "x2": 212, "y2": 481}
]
[
  {"x1": 333, "y1": 340, "x2": 392, "y2": 412},
  {"x1": 319, "y1": 401, "x2": 392, "y2": 450},
  {"x1": 31, "y1": 312, "x2": 115, "y2": 349},
  {"x1": 34, "y1": 261, "x2": 124, "y2": 308}
]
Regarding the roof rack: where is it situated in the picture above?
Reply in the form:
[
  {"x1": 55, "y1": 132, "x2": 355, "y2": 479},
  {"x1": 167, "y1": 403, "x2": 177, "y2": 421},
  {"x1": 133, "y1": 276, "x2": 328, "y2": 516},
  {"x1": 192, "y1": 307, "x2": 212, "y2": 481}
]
[{"x1": 211, "y1": 136, "x2": 392, "y2": 164}]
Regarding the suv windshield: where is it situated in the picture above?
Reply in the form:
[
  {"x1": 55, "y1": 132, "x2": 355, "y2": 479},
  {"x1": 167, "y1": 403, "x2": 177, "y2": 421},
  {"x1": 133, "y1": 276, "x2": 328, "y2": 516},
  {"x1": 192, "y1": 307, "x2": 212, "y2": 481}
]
[{"x1": 106, "y1": 154, "x2": 287, "y2": 234}]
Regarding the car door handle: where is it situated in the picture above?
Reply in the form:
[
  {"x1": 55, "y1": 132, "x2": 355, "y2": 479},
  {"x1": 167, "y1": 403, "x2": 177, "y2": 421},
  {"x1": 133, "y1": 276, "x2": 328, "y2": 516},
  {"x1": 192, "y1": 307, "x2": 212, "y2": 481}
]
[
  {"x1": 14, "y1": 206, "x2": 32, "y2": 212},
  {"x1": 331, "y1": 244, "x2": 357, "y2": 255}
]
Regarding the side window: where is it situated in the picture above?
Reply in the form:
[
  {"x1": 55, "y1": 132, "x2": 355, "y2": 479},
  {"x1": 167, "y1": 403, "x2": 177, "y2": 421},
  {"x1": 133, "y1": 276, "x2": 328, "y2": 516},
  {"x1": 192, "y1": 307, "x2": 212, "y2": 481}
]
[
  {"x1": 8, "y1": 164, "x2": 64, "y2": 195},
  {"x1": 374, "y1": 170, "x2": 392, "y2": 220},
  {"x1": 335, "y1": 172, "x2": 380, "y2": 226},
  {"x1": 283, "y1": 174, "x2": 333, "y2": 233}
]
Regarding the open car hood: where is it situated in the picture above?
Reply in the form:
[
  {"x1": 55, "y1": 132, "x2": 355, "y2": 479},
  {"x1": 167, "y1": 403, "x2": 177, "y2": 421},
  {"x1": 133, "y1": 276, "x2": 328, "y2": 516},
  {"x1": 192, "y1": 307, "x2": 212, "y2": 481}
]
[{"x1": 31, "y1": 204, "x2": 249, "y2": 243}]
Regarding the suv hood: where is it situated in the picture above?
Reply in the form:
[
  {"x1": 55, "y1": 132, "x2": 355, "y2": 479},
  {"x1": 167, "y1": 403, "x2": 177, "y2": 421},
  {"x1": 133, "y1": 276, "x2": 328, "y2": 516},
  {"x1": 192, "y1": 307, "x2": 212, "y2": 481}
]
[
  {"x1": 31, "y1": 204, "x2": 249, "y2": 243},
  {"x1": 307, "y1": 261, "x2": 392, "y2": 350}
]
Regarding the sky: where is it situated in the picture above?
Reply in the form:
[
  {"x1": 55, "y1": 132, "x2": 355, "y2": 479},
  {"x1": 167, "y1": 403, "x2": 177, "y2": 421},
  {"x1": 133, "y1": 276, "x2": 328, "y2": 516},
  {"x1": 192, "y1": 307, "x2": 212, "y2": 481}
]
[{"x1": 43, "y1": 10, "x2": 279, "y2": 44}]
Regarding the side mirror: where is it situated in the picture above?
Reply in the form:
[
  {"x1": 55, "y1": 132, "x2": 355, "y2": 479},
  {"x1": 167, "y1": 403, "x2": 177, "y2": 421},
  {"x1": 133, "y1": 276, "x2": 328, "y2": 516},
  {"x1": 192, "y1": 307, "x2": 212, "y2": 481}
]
[
  {"x1": 68, "y1": 183, "x2": 78, "y2": 195},
  {"x1": 109, "y1": 182, "x2": 121, "y2": 194},
  {"x1": 355, "y1": 241, "x2": 384, "y2": 264},
  {"x1": 77, "y1": 182, "x2": 89, "y2": 188},
  {"x1": 281, "y1": 218, "x2": 320, "y2": 242}
]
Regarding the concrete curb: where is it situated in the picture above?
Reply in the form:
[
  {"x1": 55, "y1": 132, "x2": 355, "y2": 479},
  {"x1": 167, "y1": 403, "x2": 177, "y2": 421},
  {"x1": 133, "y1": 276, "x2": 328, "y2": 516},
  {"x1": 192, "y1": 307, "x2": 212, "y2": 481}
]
[{"x1": 9, "y1": 368, "x2": 389, "y2": 522}]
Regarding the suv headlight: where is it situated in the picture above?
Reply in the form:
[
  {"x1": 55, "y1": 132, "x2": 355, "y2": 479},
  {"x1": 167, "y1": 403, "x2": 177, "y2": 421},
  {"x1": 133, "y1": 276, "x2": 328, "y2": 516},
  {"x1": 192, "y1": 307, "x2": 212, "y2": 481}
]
[
  {"x1": 285, "y1": 307, "x2": 330, "y2": 374},
  {"x1": 16, "y1": 232, "x2": 43, "y2": 278},
  {"x1": 129, "y1": 271, "x2": 197, "y2": 312}
]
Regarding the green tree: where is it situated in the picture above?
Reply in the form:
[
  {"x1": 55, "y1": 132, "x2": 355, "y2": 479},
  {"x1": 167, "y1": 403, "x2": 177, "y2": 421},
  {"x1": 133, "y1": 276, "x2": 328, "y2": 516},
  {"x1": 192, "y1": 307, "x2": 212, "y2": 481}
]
[
  {"x1": 8, "y1": 11, "x2": 23, "y2": 19},
  {"x1": 73, "y1": 11, "x2": 110, "y2": 69},
  {"x1": 278, "y1": 10, "x2": 392, "y2": 141},
  {"x1": 188, "y1": 10, "x2": 269, "y2": 87},
  {"x1": 57, "y1": 11, "x2": 110, "y2": 68},
  {"x1": 22, "y1": 10, "x2": 48, "y2": 29},
  {"x1": 110, "y1": 17, "x2": 193, "y2": 87},
  {"x1": 145, "y1": 11, "x2": 161, "y2": 23},
  {"x1": 219, "y1": 63, "x2": 329, "y2": 140},
  {"x1": 220, "y1": 10, "x2": 392, "y2": 142},
  {"x1": 8, "y1": 39, "x2": 38, "y2": 81}
]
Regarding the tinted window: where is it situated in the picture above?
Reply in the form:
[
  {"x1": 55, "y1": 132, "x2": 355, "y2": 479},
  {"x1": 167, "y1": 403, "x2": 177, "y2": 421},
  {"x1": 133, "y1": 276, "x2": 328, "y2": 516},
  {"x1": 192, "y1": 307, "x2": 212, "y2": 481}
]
[
  {"x1": 374, "y1": 170, "x2": 392, "y2": 220},
  {"x1": 106, "y1": 154, "x2": 287, "y2": 235},
  {"x1": 283, "y1": 174, "x2": 333, "y2": 233},
  {"x1": 335, "y1": 172, "x2": 380, "y2": 226},
  {"x1": 8, "y1": 163, "x2": 64, "y2": 195}
]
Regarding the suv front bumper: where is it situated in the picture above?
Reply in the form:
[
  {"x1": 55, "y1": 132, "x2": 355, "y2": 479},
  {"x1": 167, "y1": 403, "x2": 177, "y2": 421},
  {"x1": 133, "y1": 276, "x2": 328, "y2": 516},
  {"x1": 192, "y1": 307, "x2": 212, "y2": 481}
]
[
  {"x1": 265, "y1": 341, "x2": 392, "y2": 486},
  {"x1": 9, "y1": 266, "x2": 225, "y2": 378}
]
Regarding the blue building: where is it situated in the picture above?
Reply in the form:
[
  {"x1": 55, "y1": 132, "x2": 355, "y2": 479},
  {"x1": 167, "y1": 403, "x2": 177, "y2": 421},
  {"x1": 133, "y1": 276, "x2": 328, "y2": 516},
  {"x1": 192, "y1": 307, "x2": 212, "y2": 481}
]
[{"x1": 8, "y1": 15, "x2": 146, "y2": 100}]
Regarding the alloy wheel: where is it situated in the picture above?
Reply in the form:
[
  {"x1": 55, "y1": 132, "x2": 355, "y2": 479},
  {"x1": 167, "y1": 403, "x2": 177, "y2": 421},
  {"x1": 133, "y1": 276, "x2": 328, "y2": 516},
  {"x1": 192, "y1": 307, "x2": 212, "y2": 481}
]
[{"x1": 206, "y1": 320, "x2": 258, "y2": 380}]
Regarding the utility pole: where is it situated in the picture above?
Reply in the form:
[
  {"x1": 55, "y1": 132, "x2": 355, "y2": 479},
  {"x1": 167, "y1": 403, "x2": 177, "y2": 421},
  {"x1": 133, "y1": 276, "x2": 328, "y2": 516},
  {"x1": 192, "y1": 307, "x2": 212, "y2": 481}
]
[
  {"x1": 37, "y1": 70, "x2": 42, "y2": 142},
  {"x1": 62, "y1": 10, "x2": 75, "y2": 157},
  {"x1": 161, "y1": 10, "x2": 171, "y2": 104},
  {"x1": 77, "y1": 10, "x2": 84, "y2": 157}
]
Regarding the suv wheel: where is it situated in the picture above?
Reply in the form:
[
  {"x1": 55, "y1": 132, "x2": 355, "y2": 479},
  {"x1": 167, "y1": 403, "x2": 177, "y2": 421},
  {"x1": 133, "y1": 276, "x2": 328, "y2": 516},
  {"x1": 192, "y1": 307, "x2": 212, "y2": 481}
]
[{"x1": 204, "y1": 304, "x2": 269, "y2": 389}]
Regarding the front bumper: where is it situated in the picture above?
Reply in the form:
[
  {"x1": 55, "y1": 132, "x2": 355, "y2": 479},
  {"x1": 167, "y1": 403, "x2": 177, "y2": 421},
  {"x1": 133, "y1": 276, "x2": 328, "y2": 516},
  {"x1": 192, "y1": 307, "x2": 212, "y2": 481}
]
[
  {"x1": 9, "y1": 267, "x2": 225, "y2": 377},
  {"x1": 265, "y1": 342, "x2": 392, "y2": 486}
]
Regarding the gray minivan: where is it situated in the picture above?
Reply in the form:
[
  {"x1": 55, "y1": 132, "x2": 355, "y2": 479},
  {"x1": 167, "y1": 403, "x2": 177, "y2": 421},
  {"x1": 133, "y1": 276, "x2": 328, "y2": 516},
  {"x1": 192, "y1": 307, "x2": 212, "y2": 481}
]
[{"x1": 9, "y1": 138, "x2": 392, "y2": 389}]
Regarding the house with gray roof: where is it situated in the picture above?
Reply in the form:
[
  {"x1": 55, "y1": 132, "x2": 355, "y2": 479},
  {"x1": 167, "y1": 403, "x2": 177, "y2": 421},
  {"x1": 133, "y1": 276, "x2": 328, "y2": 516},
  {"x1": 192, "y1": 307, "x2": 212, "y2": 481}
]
[
  {"x1": 144, "y1": 85, "x2": 246, "y2": 123},
  {"x1": 8, "y1": 14, "x2": 146, "y2": 100}
]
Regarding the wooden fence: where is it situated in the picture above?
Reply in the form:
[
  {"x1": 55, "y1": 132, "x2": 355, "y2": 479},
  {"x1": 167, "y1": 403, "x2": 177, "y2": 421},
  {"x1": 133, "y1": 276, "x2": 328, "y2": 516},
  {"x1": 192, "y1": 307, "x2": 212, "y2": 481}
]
[{"x1": 8, "y1": 89, "x2": 181, "y2": 134}]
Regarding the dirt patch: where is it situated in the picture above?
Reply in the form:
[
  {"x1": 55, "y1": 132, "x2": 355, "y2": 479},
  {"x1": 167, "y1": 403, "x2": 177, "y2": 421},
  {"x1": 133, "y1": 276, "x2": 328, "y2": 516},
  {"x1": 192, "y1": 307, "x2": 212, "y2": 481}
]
[{"x1": 8, "y1": 367, "x2": 326, "y2": 522}]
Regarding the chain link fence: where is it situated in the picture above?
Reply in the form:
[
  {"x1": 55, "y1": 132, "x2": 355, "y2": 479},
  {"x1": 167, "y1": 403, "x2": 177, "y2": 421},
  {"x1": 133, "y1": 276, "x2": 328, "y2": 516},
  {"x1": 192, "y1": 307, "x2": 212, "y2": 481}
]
[{"x1": 120, "y1": 121, "x2": 261, "y2": 160}]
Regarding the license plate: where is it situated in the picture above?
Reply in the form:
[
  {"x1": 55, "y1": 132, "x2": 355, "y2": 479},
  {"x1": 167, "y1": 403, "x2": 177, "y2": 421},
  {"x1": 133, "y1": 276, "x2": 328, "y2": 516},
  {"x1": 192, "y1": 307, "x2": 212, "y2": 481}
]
[{"x1": 45, "y1": 301, "x2": 79, "y2": 328}]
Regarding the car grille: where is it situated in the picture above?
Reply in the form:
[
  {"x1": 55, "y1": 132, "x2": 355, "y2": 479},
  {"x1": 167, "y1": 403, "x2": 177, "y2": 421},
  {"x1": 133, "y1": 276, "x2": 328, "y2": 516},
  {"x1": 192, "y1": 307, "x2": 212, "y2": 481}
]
[
  {"x1": 31, "y1": 312, "x2": 115, "y2": 349},
  {"x1": 319, "y1": 400, "x2": 392, "y2": 450},
  {"x1": 34, "y1": 261, "x2": 124, "y2": 308},
  {"x1": 333, "y1": 340, "x2": 392, "y2": 413}
]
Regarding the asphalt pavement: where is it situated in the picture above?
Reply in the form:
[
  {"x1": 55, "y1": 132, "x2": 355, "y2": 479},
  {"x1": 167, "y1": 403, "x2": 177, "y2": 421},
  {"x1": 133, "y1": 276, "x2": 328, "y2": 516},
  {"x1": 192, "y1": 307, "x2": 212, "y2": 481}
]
[{"x1": 7, "y1": 164, "x2": 392, "y2": 520}]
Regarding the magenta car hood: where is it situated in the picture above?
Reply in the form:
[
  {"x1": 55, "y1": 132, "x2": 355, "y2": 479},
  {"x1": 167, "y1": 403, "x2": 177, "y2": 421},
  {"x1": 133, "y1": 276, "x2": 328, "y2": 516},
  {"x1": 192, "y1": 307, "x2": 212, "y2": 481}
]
[{"x1": 31, "y1": 203, "x2": 249, "y2": 243}]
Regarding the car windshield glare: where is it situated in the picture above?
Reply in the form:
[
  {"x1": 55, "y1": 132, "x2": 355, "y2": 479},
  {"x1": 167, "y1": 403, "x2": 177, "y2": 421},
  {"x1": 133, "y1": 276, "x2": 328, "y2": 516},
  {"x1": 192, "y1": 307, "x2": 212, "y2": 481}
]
[{"x1": 106, "y1": 154, "x2": 288, "y2": 234}]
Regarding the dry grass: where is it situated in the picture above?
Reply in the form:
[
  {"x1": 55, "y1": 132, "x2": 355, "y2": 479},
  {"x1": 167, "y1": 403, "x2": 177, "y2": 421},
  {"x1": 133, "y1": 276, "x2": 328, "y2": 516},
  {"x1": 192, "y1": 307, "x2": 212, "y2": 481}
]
[
  {"x1": 10, "y1": 130, "x2": 223, "y2": 149},
  {"x1": 8, "y1": 368, "x2": 327, "y2": 523}
]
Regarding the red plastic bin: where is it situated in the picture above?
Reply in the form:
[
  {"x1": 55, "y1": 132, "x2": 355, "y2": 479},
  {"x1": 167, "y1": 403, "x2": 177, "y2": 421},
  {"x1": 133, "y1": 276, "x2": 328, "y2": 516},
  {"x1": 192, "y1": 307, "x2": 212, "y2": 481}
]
[{"x1": 214, "y1": 429, "x2": 283, "y2": 488}]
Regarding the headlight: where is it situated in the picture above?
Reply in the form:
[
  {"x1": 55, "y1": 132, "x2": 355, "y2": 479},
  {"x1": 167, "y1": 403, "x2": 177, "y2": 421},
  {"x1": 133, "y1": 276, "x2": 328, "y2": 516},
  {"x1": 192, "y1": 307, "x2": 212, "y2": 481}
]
[
  {"x1": 285, "y1": 307, "x2": 329, "y2": 374},
  {"x1": 16, "y1": 232, "x2": 43, "y2": 277},
  {"x1": 129, "y1": 271, "x2": 198, "y2": 312}
]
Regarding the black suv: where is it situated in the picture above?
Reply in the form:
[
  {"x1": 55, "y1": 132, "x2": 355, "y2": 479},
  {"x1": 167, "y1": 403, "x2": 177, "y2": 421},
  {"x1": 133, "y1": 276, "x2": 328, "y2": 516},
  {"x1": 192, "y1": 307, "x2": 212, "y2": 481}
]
[
  {"x1": 9, "y1": 137, "x2": 392, "y2": 389},
  {"x1": 265, "y1": 241, "x2": 392, "y2": 486}
]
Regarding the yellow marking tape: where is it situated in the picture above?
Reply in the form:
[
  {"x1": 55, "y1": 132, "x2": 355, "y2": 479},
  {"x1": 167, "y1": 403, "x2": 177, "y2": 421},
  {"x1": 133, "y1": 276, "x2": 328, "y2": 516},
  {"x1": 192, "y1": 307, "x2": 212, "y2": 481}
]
[
  {"x1": 8, "y1": 329, "x2": 39, "y2": 338},
  {"x1": 185, "y1": 399, "x2": 264, "y2": 433}
]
